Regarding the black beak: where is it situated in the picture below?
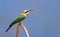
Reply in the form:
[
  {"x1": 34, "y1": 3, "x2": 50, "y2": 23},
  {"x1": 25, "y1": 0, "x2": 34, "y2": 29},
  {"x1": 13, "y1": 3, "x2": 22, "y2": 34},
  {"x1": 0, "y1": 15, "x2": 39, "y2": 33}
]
[{"x1": 29, "y1": 10, "x2": 32, "y2": 11}]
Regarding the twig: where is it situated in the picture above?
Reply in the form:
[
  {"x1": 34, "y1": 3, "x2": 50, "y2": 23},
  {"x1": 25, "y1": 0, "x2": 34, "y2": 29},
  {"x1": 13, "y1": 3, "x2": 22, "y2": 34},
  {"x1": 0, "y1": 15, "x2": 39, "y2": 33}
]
[
  {"x1": 21, "y1": 23, "x2": 30, "y2": 37},
  {"x1": 16, "y1": 23, "x2": 21, "y2": 37},
  {"x1": 16, "y1": 23, "x2": 30, "y2": 37}
]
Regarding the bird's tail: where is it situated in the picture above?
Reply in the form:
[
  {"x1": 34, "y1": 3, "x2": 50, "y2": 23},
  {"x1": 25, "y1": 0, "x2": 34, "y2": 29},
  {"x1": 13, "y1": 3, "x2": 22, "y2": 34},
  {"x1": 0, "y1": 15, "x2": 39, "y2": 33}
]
[
  {"x1": 6, "y1": 23, "x2": 15, "y2": 32},
  {"x1": 6, "y1": 20, "x2": 17, "y2": 32},
  {"x1": 6, "y1": 25, "x2": 13, "y2": 32}
]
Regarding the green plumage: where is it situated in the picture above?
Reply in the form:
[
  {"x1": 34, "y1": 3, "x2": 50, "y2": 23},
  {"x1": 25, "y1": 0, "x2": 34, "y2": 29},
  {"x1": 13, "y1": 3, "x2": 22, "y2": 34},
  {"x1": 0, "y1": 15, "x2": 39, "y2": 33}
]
[
  {"x1": 6, "y1": 13, "x2": 26, "y2": 32},
  {"x1": 11, "y1": 13, "x2": 26, "y2": 25}
]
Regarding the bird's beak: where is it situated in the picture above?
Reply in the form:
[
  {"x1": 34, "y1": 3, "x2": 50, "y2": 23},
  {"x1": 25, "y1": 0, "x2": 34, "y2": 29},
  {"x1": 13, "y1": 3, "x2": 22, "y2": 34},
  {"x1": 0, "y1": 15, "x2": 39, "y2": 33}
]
[{"x1": 28, "y1": 10, "x2": 32, "y2": 12}]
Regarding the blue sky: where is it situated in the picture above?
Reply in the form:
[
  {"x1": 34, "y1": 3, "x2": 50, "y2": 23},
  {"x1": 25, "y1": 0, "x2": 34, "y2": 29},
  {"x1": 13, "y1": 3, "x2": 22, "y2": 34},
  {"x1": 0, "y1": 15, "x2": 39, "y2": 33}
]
[{"x1": 0, "y1": 0, "x2": 60, "y2": 37}]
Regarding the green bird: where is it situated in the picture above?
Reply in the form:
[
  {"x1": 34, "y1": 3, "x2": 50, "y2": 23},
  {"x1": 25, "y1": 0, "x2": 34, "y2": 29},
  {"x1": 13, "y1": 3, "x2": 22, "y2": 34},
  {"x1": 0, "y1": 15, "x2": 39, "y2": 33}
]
[{"x1": 6, "y1": 9, "x2": 32, "y2": 32}]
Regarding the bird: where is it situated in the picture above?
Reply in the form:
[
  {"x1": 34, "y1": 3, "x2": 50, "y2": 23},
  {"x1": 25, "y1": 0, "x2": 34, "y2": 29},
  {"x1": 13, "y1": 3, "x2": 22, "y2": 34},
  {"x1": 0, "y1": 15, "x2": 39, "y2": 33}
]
[{"x1": 6, "y1": 9, "x2": 32, "y2": 32}]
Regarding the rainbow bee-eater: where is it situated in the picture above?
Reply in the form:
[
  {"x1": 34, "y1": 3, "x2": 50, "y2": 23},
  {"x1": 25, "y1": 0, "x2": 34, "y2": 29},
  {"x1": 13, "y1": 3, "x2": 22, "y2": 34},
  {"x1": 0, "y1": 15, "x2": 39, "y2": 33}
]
[{"x1": 6, "y1": 9, "x2": 32, "y2": 32}]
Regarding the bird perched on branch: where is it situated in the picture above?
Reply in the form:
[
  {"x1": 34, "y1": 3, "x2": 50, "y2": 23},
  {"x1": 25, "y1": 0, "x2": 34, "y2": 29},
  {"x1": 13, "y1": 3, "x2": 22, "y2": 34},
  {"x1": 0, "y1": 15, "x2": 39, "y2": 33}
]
[{"x1": 6, "y1": 9, "x2": 32, "y2": 32}]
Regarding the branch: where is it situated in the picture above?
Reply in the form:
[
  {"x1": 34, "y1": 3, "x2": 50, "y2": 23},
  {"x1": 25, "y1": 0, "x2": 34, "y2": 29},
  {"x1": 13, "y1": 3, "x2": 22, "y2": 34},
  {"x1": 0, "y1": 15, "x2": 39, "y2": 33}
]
[
  {"x1": 16, "y1": 23, "x2": 30, "y2": 37},
  {"x1": 16, "y1": 23, "x2": 21, "y2": 37},
  {"x1": 21, "y1": 23, "x2": 30, "y2": 37}
]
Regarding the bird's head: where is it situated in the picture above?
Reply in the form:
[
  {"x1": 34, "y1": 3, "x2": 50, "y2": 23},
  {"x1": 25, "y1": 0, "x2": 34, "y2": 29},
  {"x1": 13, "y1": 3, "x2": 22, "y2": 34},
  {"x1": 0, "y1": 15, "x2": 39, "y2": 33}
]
[{"x1": 22, "y1": 9, "x2": 32, "y2": 15}]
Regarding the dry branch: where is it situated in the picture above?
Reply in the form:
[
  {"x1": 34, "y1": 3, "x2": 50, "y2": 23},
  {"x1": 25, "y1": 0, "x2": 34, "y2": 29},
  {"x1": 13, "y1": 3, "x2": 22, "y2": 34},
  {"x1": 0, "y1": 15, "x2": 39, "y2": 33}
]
[
  {"x1": 21, "y1": 23, "x2": 30, "y2": 37},
  {"x1": 16, "y1": 23, "x2": 30, "y2": 37},
  {"x1": 16, "y1": 23, "x2": 21, "y2": 37}
]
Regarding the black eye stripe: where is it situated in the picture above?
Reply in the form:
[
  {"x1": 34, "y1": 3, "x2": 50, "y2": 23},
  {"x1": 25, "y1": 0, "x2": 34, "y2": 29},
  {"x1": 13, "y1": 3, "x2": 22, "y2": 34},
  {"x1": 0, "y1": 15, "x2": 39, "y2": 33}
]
[
  {"x1": 25, "y1": 11, "x2": 28, "y2": 13},
  {"x1": 26, "y1": 11, "x2": 28, "y2": 12}
]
